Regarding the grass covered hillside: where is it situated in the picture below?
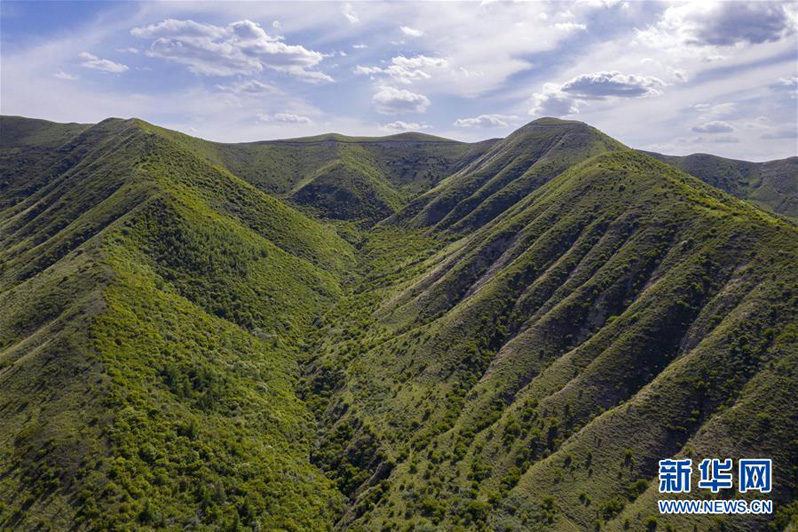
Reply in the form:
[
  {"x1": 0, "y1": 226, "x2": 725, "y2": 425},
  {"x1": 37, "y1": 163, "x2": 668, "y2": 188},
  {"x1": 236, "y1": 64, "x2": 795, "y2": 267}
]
[
  {"x1": 148, "y1": 126, "x2": 495, "y2": 224},
  {"x1": 387, "y1": 118, "x2": 626, "y2": 233},
  {"x1": 306, "y1": 149, "x2": 798, "y2": 531},
  {"x1": 644, "y1": 151, "x2": 798, "y2": 219},
  {"x1": 1, "y1": 115, "x2": 797, "y2": 531},
  {"x1": 0, "y1": 116, "x2": 91, "y2": 210},
  {"x1": 289, "y1": 157, "x2": 405, "y2": 223},
  {"x1": 0, "y1": 116, "x2": 352, "y2": 529}
]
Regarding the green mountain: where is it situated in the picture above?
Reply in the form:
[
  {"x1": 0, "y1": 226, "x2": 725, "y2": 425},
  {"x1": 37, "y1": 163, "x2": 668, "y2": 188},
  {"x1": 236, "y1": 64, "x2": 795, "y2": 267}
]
[
  {"x1": 1, "y1": 116, "x2": 797, "y2": 531},
  {"x1": 148, "y1": 127, "x2": 494, "y2": 224},
  {"x1": 643, "y1": 151, "x2": 798, "y2": 219},
  {"x1": 388, "y1": 118, "x2": 626, "y2": 233},
  {"x1": 0, "y1": 116, "x2": 353, "y2": 529},
  {"x1": 309, "y1": 150, "x2": 798, "y2": 531}
]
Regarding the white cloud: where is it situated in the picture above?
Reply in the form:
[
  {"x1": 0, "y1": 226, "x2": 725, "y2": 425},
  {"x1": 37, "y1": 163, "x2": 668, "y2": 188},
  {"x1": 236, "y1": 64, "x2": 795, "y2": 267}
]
[
  {"x1": 292, "y1": 70, "x2": 335, "y2": 83},
  {"x1": 554, "y1": 22, "x2": 587, "y2": 32},
  {"x1": 380, "y1": 121, "x2": 430, "y2": 132},
  {"x1": 692, "y1": 120, "x2": 734, "y2": 133},
  {"x1": 354, "y1": 65, "x2": 383, "y2": 76},
  {"x1": 343, "y1": 3, "x2": 359, "y2": 24},
  {"x1": 54, "y1": 70, "x2": 79, "y2": 81},
  {"x1": 637, "y1": 3, "x2": 797, "y2": 50},
  {"x1": 116, "y1": 47, "x2": 140, "y2": 54},
  {"x1": 215, "y1": 79, "x2": 280, "y2": 95},
  {"x1": 372, "y1": 86, "x2": 430, "y2": 114},
  {"x1": 400, "y1": 26, "x2": 424, "y2": 38},
  {"x1": 530, "y1": 71, "x2": 664, "y2": 117},
  {"x1": 560, "y1": 71, "x2": 666, "y2": 99},
  {"x1": 453, "y1": 114, "x2": 517, "y2": 128},
  {"x1": 79, "y1": 52, "x2": 129, "y2": 73},
  {"x1": 354, "y1": 55, "x2": 449, "y2": 84},
  {"x1": 257, "y1": 112, "x2": 313, "y2": 124},
  {"x1": 771, "y1": 75, "x2": 798, "y2": 98},
  {"x1": 131, "y1": 19, "x2": 330, "y2": 81},
  {"x1": 693, "y1": 102, "x2": 737, "y2": 117},
  {"x1": 669, "y1": 68, "x2": 688, "y2": 82},
  {"x1": 530, "y1": 84, "x2": 581, "y2": 116},
  {"x1": 352, "y1": 44, "x2": 368, "y2": 50}
]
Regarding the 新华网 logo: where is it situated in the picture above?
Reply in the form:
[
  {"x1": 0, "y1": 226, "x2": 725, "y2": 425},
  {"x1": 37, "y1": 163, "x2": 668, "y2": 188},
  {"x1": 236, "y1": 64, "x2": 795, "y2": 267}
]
[{"x1": 656, "y1": 458, "x2": 773, "y2": 515}]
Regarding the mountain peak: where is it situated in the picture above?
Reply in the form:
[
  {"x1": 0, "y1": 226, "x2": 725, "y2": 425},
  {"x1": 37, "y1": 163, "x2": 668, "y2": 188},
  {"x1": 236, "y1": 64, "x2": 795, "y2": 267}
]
[{"x1": 526, "y1": 116, "x2": 587, "y2": 126}]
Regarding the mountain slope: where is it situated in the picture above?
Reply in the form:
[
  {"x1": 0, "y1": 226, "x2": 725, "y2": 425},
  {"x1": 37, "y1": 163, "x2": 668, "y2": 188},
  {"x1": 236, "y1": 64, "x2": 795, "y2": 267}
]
[
  {"x1": 0, "y1": 117, "x2": 353, "y2": 529},
  {"x1": 644, "y1": 151, "x2": 798, "y2": 219},
  {"x1": 149, "y1": 126, "x2": 495, "y2": 224},
  {"x1": 387, "y1": 118, "x2": 626, "y2": 233},
  {"x1": 289, "y1": 157, "x2": 405, "y2": 223},
  {"x1": 306, "y1": 150, "x2": 798, "y2": 531},
  {"x1": 0, "y1": 116, "x2": 91, "y2": 210}
]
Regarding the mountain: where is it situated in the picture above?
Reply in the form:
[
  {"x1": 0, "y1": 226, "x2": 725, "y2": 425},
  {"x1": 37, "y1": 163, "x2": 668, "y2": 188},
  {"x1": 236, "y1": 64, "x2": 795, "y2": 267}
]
[
  {"x1": 148, "y1": 126, "x2": 495, "y2": 224},
  {"x1": 387, "y1": 118, "x2": 626, "y2": 233},
  {"x1": 0, "y1": 116, "x2": 353, "y2": 529},
  {"x1": 1, "y1": 115, "x2": 797, "y2": 531},
  {"x1": 643, "y1": 151, "x2": 798, "y2": 219},
  {"x1": 308, "y1": 148, "x2": 798, "y2": 531}
]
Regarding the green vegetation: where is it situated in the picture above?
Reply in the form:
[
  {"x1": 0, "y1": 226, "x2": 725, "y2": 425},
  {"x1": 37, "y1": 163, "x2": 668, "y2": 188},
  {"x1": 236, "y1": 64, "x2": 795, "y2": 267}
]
[
  {"x1": 644, "y1": 151, "x2": 798, "y2": 218},
  {"x1": 1, "y1": 117, "x2": 350, "y2": 529},
  {"x1": 1, "y1": 115, "x2": 796, "y2": 531}
]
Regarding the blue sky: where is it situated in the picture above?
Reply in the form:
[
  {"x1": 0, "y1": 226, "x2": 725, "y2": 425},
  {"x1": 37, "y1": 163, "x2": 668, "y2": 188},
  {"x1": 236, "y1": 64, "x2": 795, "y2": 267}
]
[{"x1": 1, "y1": 1, "x2": 796, "y2": 160}]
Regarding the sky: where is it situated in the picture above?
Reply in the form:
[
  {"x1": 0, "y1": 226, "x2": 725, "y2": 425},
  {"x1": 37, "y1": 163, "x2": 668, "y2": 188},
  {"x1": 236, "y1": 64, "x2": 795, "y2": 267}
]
[{"x1": 1, "y1": 1, "x2": 796, "y2": 161}]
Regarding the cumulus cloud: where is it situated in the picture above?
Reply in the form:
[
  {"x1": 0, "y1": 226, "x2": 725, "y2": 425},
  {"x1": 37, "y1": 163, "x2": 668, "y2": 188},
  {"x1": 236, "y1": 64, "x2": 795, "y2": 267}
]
[
  {"x1": 453, "y1": 114, "x2": 517, "y2": 128},
  {"x1": 638, "y1": 2, "x2": 797, "y2": 49},
  {"x1": 79, "y1": 52, "x2": 129, "y2": 73},
  {"x1": 529, "y1": 71, "x2": 665, "y2": 116},
  {"x1": 354, "y1": 55, "x2": 448, "y2": 84},
  {"x1": 256, "y1": 113, "x2": 313, "y2": 124},
  {"x1": 560, "y1": 71, "x2": 666, "y2": 99},
  {"x1": 692, "y1": 120, "x2": 734, "y2": 134},
  {"x1": 54, "y1": 70, "x2": 79, "y2": 80},
  {"x1": 400, "y1": 26, "x2": 424, "y2": 38},
  {"x1": 352, "y1": 44, "x2": 368, "y2": 49},
  {"x1": 688, "y1": 2, "x2": 796, "y2": 46},
  {"x1": 380, "y1": 121, "x2": 430, "y2": 132},
  {"x1": 372, "y1": 86, "x2": 430, "y2": 114},
  {"x1": 131, "y1": 19, "x2": 331, "y2": 81},
  {"x1": 215, "y1": 79, "x2": 280, "y2": 95},
  {"x1": 530, "y1": 83, "x2": 581, "y2": 117}
]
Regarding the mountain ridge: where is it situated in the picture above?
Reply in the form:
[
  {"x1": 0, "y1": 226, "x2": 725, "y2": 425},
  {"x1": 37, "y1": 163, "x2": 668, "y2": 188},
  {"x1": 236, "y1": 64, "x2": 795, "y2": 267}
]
[{"x1": 3, "y1": 115, "x2": 794, "y2": 222}]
